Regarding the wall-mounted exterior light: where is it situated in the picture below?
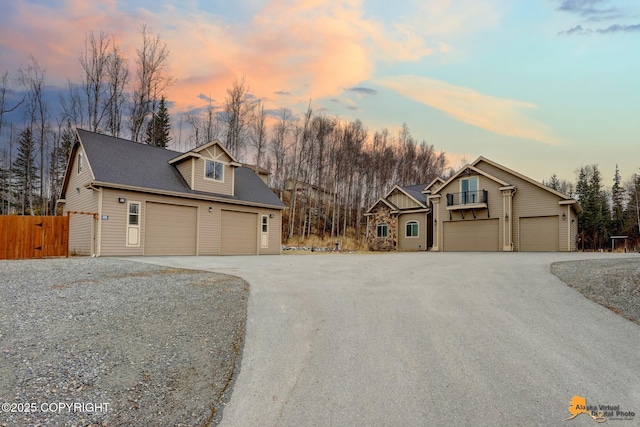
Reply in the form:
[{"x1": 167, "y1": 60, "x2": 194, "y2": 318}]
[{"x1": 118, "y1": 197, "x2": 126, "y2": 203}]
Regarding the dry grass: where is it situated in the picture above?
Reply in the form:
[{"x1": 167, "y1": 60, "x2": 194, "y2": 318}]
[{"x1": 284, "y1": 233, "x2": 370, "y2": 252}]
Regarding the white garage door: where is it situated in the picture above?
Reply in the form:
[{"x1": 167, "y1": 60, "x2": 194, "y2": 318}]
[
  {"x1": 519, "y1": 216, "x2": 559, "y2": 252},
  {"x1": 221, "y1": 210, "x2": 258, "y2": 255},
  {"x1": 145, "y1": 202, "x2": 197, "y2": 256},
  {"x1": 443, "y1": 219, "x2": 499, "y2": 251}
]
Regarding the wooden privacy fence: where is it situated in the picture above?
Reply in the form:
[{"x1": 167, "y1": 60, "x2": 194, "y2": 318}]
[{"x1": 0, "y1": 216, "x2": 69, "y2": 259}]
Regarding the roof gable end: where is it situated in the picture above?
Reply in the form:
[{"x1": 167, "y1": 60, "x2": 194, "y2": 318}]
[
  {"x1": 472, "y1": 156, "x2": 573, "y2": 200},
  {"x1": 433, "y1": 163, "x2": 510, "y2": 195}
]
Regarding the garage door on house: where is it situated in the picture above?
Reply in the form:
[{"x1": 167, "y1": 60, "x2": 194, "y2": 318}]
[
  {"x1": 443, "y1": 218, "x2": 499, "y2": 251},
  {"x1": 519, "y1": 216, "x2": 559, "y2": 251},
  {"x1": 221, "y1": 210, "x2": 258, "y2": 255},
  {"x1": 145, "y1": 202, "x2": 197, "y2": 256}
]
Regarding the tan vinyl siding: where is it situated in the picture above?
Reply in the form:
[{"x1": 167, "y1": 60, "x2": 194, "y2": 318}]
[
  {"x1": 192, "y1": 150, "x2": 234, "y2": 195},
  {"x1": 175, "y1": 159, "x2": 194, "y2": 189},
  {"x1": 99, "y1": 190, "x2": 143, "y2": 256},
  {"x1": 397, "y1": 212, "x2": 427, "y2": 251},
  {"x1": 443, "y1": 218, "x2": 499, "y2": 251},
  {"x1": 389, "y1": 192, "x2": 421, "y2": 209},
  {"x1": 64, "y1": 147, "x2": 98, "y2": 255},
  {"x1": 261, "y1": 211, "x2": 282, "y2": 254},
  {"x1": 98, "y1": 188, "x2": 281, "y2": 256},
  {"x1": 474, "y1": 160, "x2": 568, "y2": 251}
]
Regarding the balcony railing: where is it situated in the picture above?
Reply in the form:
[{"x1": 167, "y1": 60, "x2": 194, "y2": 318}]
[{"x1": 446, "y1": 190, "x2": 488, "y2": 207}]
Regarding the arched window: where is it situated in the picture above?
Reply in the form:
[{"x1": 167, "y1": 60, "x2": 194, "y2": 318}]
[
  {"x1": 406, "y1": 221, "x2": 419, "y2": 237},
  {"x1": 376, "y1": 222, "x2": 388, "y2": 238}
]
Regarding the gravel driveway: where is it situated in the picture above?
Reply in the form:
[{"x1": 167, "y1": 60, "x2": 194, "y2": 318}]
[
  {"x1": 0, "y1": 258, "x2": 248, "y2": 427},
  {"x1": 552, "y1": 258, "x2": 640, "y2": 325},
  {"x1": 132, "y1": 252, "x2": 640, "y2": 427}
]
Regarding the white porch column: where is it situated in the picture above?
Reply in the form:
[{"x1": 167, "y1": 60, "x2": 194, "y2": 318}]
[{"x1": 501, "y1": 188, "x2": 514, "y2": 251}]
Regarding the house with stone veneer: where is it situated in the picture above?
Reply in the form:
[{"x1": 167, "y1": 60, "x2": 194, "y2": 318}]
[
  {"x1": 365, "y1": 157, "x2": 581, "y2": 252},
  {"x1": 364, "y1": 178, "x2": 444, "y2": 251},
  {"x1": 59, "y1": 129, "x2": 285, "y2": 256}
]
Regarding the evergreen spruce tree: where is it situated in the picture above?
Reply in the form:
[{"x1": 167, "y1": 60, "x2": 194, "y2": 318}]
[
  {"x1": 623, "y1": 172, "x2": 640, "y2": 239},
  {"x1": 145, "y1": 96, "x2": 171, "y2": 148},
  {"x1": 611, "y1": 164, "x2": 625, "y2": 236},
  {"x1": 11, "y1": 127, "x2": 39, "y2": 215}
]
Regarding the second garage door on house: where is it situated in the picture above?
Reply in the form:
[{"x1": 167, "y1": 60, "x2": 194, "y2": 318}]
[
  {"x1": 519, "y1": 216, "x2": 559, "y2": 251},
  {"x1": 145, "y1": 202, "x2": 197, "y2": 255},
  {"x1": 443, "y1": 219, "x2": 499, "y2": 251},
  {"x1": 221, "y1": 210, "x2": 258, "y2": 255}
]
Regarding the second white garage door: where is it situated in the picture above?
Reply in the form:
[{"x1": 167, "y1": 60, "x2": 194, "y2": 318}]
[
  {"x1": 443, "y1": 219, "x2": 499, "y2": 251},
  {"x1": 145, "y1": 202, "x2": 197, "y2": 256},
  {"x1": 519, "y1": 216, "x2": 559, "y2": 251},
  {"x1": 221, "y1": 210, "x2": 258, "y2": 255}
]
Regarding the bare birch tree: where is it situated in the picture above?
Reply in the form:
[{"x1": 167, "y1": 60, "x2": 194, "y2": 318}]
[
  {"x1": 105, "y1": 40, "x2": 129, "y2": 137},
  {"x1": 19, "y1": 56, "x2": 49, "y2": 214},
  {"x1": 250, "y1": 100, "x2": 267, "y2": 170},
  {"x1": 223, "y1": 76, "x2": 254, "y2": 158},
  {"x1": 129, "y1": 24, "x2": 174, "y2": 142},
  {"x1": 79, "y1": 30, "x2": 111, "y2": 132},
  {"x1": 0, "y1": 71, "x2": 24, "y2": 138}
]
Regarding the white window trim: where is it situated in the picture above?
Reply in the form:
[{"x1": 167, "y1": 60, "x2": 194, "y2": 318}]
[
  {"x1": 376, "y1": 222, "x2": 388, "y2": 238},
  {"x1": 204, "y1": 159, "x2": 225, "y2": 182},
  {"x1": 459, "y1": 176, "x2": 479, "y2": 192},
  {"x1": 126, "y1": 201, "x2": 141, "y2": 247},
  {"x1": 261, "y1": 215, "x2": 269, "y2": 248},
  {"x1": 77, "y1": 152, "x2": 83, "y2": 174},
  {"x1": 405, "y1": 221, "x2": 419, "y2": 238}
]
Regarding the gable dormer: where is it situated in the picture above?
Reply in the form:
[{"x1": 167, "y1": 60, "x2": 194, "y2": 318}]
[{"x1": 169, "y1": 140, "x2": 241, "y2": 196}]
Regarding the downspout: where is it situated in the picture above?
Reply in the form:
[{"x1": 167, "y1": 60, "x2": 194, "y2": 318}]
[{"x1": 567, "y1": 205, "x2": 571, "y2": 252}]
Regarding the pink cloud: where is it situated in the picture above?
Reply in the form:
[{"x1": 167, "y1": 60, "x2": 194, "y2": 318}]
[
  {"x1": 1, "y1": 0, "x2": 437, "y2": 117},
  {"x1": 377, "y1": 75, "x2": 562, "y2": 145}
]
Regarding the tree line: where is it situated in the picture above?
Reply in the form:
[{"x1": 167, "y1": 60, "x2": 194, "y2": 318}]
[
  {"x1": 0, "y1": 25, "x2": 449, "y2": 242},
  {"x1": 1, "y1": 25, "x2": 638, "y2": 249},
  {"x1": 544, "y1": 165, "x2": 640, "y2": 250},
  {"x1": 1, "y1": 26, "x2": 174, "y2": 216}
]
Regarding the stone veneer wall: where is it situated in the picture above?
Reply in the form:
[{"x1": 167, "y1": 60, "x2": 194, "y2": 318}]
[{"x1": 366, "y1": 205, "x2": 397, "y2": 251}]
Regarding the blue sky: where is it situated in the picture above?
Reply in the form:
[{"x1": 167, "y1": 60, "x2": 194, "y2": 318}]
[{"x1": 1, "y1": 0, "x2": 638, "y2": 186}]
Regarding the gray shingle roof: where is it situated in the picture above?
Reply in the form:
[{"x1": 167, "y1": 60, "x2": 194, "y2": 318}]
[
  {"x1": 76, "y1": 129, "x2": 285, "y2": 208},
  {"x1": 399, "y1": 184, "x2": 428, "y2": 205}
]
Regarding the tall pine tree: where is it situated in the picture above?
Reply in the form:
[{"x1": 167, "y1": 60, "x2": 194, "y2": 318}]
[
  {"x1": 611, "y1": 164, "x2": 625, "y2": 235},
  {"x1": 576, "y1": 164, "x2": 610, "y2": 250},
  {"x1": 145, "y1": 95, "x2": 171, "y2": 148}
]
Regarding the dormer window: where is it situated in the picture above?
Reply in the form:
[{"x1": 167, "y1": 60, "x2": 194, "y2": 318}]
[{"x1": 205, "y1": 160, "x2": 224, "y2": 181}]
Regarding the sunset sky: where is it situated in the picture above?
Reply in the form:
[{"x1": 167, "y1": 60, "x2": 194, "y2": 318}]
[{"x1": 1, "y1": 0, "x2": 638, "y2": 185}]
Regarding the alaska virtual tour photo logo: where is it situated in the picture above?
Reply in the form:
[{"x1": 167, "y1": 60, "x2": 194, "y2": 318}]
[{"x1": 566, "y1": 396, "x2": 636, "y2": 423}]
